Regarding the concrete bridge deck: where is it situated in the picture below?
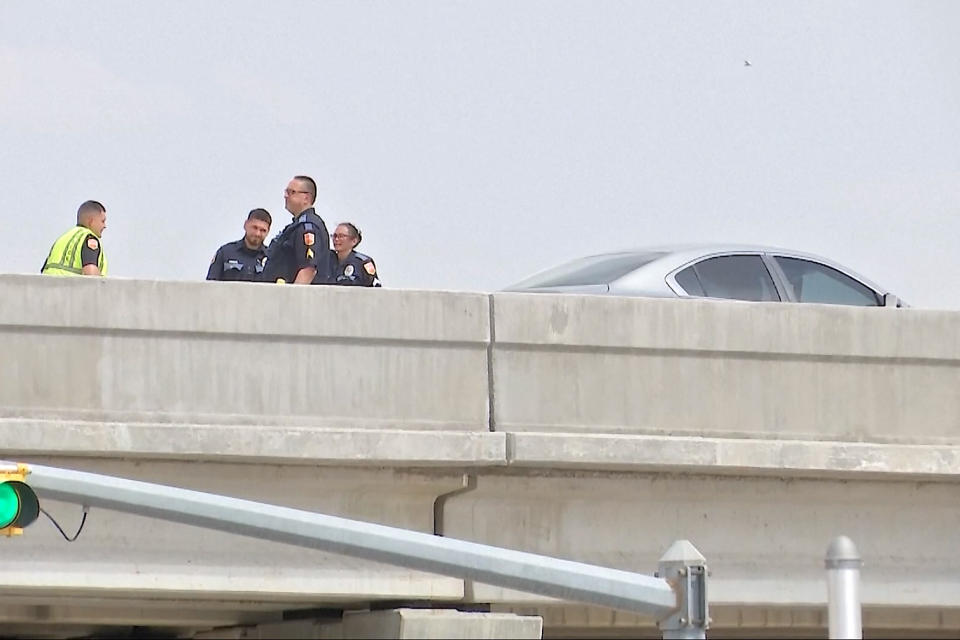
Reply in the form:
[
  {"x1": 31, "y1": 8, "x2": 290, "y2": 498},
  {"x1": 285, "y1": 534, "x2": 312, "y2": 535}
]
[{"x1": 1, "y1": 274, "x2": 959, "y2": 638}]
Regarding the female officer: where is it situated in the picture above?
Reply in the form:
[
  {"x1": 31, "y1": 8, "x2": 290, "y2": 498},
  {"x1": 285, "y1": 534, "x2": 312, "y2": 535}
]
[{"x1": 330, "y1": 223, "x2": 381, "y2": 287}]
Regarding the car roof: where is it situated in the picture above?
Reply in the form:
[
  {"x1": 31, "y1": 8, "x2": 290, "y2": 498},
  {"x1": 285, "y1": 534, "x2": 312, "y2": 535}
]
[
  {"x1": 508, "y1": 243, "x2": 893, "y2": 297},
  {"x1": 613, "y1": 243, "x2": 886, "y2": 289},
  {"x1": 591, "y1": 242, "x2": 838, "y2": 261}
]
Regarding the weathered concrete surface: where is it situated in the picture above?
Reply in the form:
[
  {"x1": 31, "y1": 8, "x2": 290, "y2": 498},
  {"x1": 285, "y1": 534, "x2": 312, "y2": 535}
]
[
  {"x1": 492, "y1": 292, "x2": 960, "y2": 442},
  {"x1": 0, "y1": 275, "x2": 490, "y2": 431},
  {"x1": 325, "y1": 609, "x2": 542, "y2": 639},
  {"x1": 0, "y1": 458, "x2": 467, "y2": 629},
  {"x1": 443, "y1": 472, "x2": 960, "y2": 624},
  {"x1": 1, "y1": 420, "x2": 506, "y2": 466},
  {"x1": 6, "y1": 274, "x2": 960, "y2": 443},
  {"x1": 4, "y1": 277, "x2": 960, "y2": 638},
  {"x1": 194, "y1": 609, "x2": 543, "y2": 639},
  {"x1": 506, "y1": 432, "x2": 960, "y2": 479}
]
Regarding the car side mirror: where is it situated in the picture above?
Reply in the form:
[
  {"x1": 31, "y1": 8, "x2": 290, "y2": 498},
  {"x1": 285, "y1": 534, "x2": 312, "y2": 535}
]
[{"x1": 883, "y1": 293, "x2": 900, "y2": 308}]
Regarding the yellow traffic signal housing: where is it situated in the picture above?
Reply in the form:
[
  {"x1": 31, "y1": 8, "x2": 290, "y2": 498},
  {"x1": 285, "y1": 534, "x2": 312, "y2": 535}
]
[{"x1": 0, "y1": 463, "x2": 39, "y2": 536}]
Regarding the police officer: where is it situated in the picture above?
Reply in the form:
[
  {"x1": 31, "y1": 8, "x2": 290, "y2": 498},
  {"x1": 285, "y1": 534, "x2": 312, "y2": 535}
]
[
  {"x1": 206, "y1": 209, "x2": 272, "y2": 282},
  {"x1": 330, "y1": 222, "x2": 381, "y2": 287},
  {"x1": 41, "y1": 200, "x2": 108, "y2": 276},
  {"x1": 262, "y1": 175, "x2": 332, "y2": 284}
]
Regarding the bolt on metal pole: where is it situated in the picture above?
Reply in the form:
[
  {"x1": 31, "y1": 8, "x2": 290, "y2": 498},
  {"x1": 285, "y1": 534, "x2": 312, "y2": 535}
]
[{"x1": 825, "y1": 535, "x2": 862, "y2": 639}]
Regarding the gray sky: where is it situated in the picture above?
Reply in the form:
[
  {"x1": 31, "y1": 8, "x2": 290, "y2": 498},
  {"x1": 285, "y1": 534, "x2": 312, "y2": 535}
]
[{"x1": 2, "y1": 1, "x2": 958, "y2": 308}]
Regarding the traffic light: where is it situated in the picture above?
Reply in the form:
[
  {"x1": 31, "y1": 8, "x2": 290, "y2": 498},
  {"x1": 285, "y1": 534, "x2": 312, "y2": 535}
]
[{"x1": 0, "y1": 463, "x2": 39, "y2": 536}]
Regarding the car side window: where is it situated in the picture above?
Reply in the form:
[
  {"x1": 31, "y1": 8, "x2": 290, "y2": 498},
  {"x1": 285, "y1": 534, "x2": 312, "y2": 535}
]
[
  {"x1": 774, "y1": 257, "x2": 880, "y2": 306},
  {"x1": 678, "y1": 255, "x2": 780, "y2": 302},
  {"x1": 675, "y1": 266, "x2": 705, "y2": 296}
]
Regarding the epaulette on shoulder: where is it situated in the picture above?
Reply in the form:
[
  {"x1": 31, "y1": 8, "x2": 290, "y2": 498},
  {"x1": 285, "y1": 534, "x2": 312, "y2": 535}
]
[{"x1": 354, "y1": 251, "x2": 372, "y2": 262}]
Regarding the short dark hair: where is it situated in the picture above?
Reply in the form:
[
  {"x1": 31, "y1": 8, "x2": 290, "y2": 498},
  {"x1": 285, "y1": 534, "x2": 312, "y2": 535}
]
[
  {"x1": 337, "y1": 222, "x2": 362, "y2": 246},
  {"x1": 293, "y1": 175, "x2": 317, "y2": 204},
  {"x1": 247, "y1": 208, "x2": 272, "y2": 226},
  {"x1": 77, "y1": 200, "x2": 105, "y2": 225}
]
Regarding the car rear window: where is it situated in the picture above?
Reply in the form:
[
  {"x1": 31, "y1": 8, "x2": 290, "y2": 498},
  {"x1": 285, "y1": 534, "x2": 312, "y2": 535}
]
[
  {"x1": 773, "y1": 256, "x2": 880, "y2": 306},
  {"x1": 676, "y1": 255, "x2": 780, "y2": 302},
  {"x1": 510, "y1": 253, "x2": 666, "y2": 288}
]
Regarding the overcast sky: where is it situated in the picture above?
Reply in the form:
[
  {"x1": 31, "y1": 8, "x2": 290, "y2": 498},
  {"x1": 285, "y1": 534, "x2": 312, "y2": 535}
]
[{"x1": 2, "y1": 1, "x2": 958, "y2": 308}]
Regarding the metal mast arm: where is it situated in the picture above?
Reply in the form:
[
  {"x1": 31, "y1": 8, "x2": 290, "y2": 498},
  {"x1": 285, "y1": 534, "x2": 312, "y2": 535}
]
[{"x1": 17, "y1": 461, "x2": 681, "y2": 619}]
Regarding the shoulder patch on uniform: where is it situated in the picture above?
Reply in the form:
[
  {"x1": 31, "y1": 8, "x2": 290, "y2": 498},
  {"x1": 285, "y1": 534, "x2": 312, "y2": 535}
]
[
  {"x1": 364, "y1": 261, "x2": 376, "y2": 276},
  {"x1": 87, "y1": 237, "x2": 99, "y2": 251},
  {"x1": 303, "y1": 232, "x2": 315, "y2": 246}
]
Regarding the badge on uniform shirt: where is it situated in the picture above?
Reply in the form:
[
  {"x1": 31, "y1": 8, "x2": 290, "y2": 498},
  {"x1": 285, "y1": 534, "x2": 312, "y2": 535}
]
[
  {"x1": 87, "y1": 237, "x2": 99, "y2": 251},
  {"x1": 306, "y1": 248, "x2": 314, "y2": 259},
  {"x1": 303, "y1": 232, "x2": 315, "y2": 247},
  {"x1": 344, "y1": 264, "x2": 355, "y2": 277},
  {"x1": 364, "y1": 261, "x2": 376, "y2": 276}
]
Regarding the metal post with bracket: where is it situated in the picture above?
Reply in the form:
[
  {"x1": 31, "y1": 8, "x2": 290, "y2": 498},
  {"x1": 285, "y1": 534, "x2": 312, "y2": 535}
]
[{"x1": 656, "y1": 540, "x2": 710, "y2": 639}]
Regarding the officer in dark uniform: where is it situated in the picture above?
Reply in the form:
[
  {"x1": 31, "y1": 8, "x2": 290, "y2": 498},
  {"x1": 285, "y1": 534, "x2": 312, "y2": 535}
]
[
  {"x1": 262, "y1": 175, "x2": 332, "y2": 285},
  {"x1": 206, "y1": 209, "x2": 272, "y2": 282},
  {"x1": 330, "y1": 222, "x2": 381, "y2": 287}
]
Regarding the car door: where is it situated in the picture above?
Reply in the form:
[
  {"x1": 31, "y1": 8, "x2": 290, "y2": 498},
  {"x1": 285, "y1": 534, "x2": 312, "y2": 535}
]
[
  {"x1": 765, "y1": 255, "x2": 882, "y2": 306},
  {"x1": 669, "y1": 253, "x2": 782, "y2": 302}
]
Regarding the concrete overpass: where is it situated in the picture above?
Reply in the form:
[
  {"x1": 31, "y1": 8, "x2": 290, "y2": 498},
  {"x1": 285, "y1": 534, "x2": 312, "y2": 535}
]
[{"x1": 1, "y1": 274, "x2": 959, "y2": 638}]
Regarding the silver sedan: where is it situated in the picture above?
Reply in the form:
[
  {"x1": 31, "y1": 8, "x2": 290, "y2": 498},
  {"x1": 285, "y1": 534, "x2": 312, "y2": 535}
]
[{"x1": 504, "y1": 244, "x2": 905, "y2": 307}]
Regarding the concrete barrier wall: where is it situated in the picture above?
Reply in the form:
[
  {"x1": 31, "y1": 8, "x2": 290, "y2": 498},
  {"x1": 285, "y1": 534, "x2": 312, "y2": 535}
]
[
  {"x1": 5, "y1": 275, "x2": 960, "y2": 448},
  {"x1": 491, "y1": 292, "x2": 960, "y2": 444},
  {"x1": 0, "y1": 275, "x2": 491, "y2": 432}
]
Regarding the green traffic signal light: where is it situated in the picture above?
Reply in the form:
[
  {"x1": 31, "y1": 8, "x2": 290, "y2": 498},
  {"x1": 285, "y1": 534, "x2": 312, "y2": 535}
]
[{"x1": 0, "y1": 480, "x2": 39, "y2": 530}]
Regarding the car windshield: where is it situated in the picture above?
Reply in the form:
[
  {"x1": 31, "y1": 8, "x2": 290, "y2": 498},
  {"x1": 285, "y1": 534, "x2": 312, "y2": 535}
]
[{"x1": 509, "y1": 252, "x2": 666, "y2": 288}]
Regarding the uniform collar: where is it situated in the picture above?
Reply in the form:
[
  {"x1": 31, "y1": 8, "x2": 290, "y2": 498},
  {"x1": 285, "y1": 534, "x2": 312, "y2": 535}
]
[
  {"x1": 295, "y1": 207, "x2": 318, "y2": 223},
  {"x1": 233, "y1": 238, "x2": 265, "y2": 255}
]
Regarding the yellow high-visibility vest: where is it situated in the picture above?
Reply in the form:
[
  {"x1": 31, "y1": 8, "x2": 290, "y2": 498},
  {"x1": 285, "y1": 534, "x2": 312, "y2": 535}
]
[{"x1": 41, "y1": 226, "x2": 108, "y2": 276}]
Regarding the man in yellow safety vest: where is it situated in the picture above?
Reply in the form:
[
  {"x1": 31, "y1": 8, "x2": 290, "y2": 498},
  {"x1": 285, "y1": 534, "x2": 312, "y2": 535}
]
[{"x1": 41, "y1": 200, "x2": 109, "y2": 276}]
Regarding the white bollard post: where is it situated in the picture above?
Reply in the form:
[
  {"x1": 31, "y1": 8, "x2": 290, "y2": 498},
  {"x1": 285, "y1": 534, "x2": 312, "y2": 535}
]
[{"x1": 825, "y1": 536, "x2": 863, "y2": 639}]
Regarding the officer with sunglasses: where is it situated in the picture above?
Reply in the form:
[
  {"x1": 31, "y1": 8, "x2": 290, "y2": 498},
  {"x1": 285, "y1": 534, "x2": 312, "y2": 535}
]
[{"x1": 262, "y1": 175, "x2": 332, "y2": 284}]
